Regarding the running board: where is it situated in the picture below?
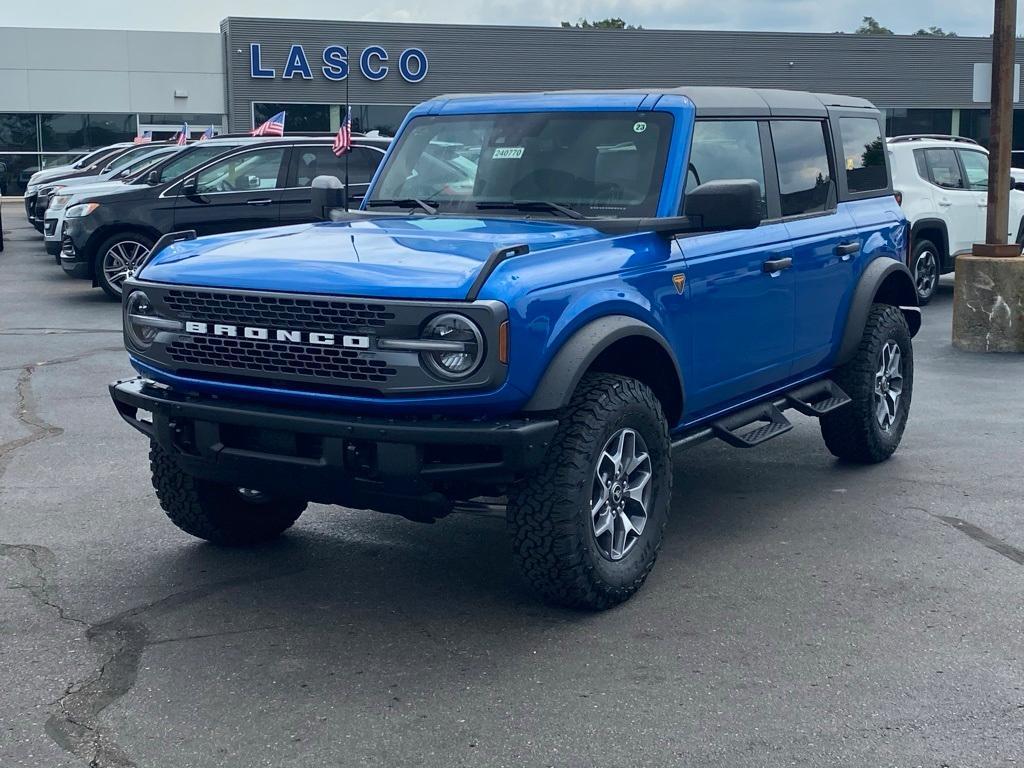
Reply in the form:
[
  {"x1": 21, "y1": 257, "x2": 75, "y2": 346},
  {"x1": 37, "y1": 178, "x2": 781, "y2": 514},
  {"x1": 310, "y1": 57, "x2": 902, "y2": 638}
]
[{"x1": 672, "y1": 379, "x2": 851, "y2": 452}]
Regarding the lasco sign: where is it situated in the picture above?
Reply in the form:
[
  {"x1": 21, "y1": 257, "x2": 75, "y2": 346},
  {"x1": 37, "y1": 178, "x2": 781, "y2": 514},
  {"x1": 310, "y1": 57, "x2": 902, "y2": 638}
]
[{"x1": 250, "y1": 43, "x2": 428, "y2": 83}]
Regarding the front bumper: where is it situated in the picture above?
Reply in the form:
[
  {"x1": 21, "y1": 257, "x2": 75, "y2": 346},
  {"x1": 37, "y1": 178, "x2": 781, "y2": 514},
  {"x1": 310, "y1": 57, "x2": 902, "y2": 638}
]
[{"x1": 110, "y1": 377, "x2": 558, "y2": 515}]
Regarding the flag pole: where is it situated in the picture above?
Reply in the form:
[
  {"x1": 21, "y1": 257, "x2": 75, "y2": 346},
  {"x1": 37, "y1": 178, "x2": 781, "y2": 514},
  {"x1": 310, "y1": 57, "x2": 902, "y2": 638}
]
[{"x1": 344, "y1": 73, "x2": 350, "y2": 210}]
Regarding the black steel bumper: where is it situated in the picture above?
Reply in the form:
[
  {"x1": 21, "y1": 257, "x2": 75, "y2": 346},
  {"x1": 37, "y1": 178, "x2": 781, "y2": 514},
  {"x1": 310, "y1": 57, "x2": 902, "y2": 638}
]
[{"x1": 110, "y1": 377, "x2": 558, "y2": 515}]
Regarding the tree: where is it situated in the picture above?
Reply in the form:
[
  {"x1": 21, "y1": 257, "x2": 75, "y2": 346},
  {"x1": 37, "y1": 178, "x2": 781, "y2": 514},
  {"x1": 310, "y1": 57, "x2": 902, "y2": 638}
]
[
  {"x1": 561, "y1": 17, "x2": 642, "y2": 29},
  {"x1": 855, "y1": 16, "x2": 894, "y2": 35},
  {"x1": 914, "y1": 26, "x2": 958, "y2": 37}
]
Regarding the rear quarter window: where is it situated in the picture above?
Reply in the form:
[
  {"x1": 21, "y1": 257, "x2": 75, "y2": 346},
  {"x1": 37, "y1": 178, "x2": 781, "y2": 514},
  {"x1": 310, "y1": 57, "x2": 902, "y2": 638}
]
[{"x1": 840, "y1": 118, "x2": 887, "y2": 194}]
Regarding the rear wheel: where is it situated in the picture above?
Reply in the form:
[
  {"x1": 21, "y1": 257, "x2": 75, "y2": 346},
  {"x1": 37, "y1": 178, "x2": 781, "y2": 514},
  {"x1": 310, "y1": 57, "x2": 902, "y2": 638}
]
[
  {"x1": 150, "y1": 444, "x2": 307, "y2": 545},
  {"x1": 912, "y1": 239, "x2": 939, "y2": 305},
  {"x1": 820, "y1": 304, "x2": 913, "y2": 464},
  {"x1": 507, "y1": 373, "x2": 672, "y2": 609},
  {"x1": 96, "y1": 232, "x2": 154, "y2": 300}
]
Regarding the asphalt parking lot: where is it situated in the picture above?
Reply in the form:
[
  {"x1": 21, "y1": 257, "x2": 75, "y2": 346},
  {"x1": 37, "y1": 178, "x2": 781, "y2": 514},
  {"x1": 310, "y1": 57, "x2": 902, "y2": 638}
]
[{"x1": 1, "y1": 202, "x2": 1022, "y2": 768}]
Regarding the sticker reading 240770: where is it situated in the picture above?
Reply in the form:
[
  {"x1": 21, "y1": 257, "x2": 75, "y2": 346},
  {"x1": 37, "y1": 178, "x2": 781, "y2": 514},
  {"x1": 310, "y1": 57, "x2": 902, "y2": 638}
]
[{"x1": 492, "y1": 147, "x2": 525, "y2": 159}]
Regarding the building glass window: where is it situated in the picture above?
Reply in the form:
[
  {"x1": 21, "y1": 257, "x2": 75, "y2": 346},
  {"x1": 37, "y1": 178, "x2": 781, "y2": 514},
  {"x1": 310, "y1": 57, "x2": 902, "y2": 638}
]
[
  {"x1": 253, "y1": 103, "x2": 412, "y2": 137},
  {"x1": 0, "y1": 154, "x2": 41, "y2": 196},
  {"x1": 885, "y1": 109, "x2": 952, "y2": 139},
  {"x1": 840, "y1": 117, "x2": 887, "y2": 193},
  {"x1": 0, "y1": 115, "x2": 38, "y2": 152},
  {"x1": 39, "y1": 113, "x2": 137, "y2": 151}
]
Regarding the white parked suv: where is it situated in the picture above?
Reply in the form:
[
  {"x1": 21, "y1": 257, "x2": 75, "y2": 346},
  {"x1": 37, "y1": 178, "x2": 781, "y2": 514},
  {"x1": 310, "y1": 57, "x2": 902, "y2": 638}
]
[{"x1": 888, "y1": 134, "x2": 1024, "y2": 304}]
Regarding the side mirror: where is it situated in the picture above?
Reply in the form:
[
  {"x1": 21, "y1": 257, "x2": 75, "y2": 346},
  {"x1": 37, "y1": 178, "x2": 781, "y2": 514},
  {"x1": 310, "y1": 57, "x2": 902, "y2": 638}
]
[
  {"x1": 1012, "y1": 177, "x2": 1024, "y2": 192},
  {"x1": 683, "y1": 180, "x2": 763, "y2": 232},
  {"x1": 181, "y1": 176, "x2": 198, "y2": 197},
  {"x1": 311, "y1": 175, "x2": 346, "y2": 220},
  {"x1": 146, "y1": 170, "x2": 160, "y2": 185}
]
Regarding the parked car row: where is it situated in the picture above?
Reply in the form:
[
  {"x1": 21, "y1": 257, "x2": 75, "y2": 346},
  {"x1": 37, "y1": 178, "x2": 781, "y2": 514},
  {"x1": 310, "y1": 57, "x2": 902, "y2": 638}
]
[{"x1": 20, "y1": 133, "x2": 391, "y2": 298}]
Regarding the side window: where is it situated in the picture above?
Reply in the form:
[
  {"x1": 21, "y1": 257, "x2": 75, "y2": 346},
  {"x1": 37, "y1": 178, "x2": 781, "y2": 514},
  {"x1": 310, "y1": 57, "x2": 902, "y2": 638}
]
[
  {"x1": 685, "y1": 120, "x2": 766, "y2": 212},
  {"x1": 913, "y1": 149, "x2": 929, "y2": 179},
  {"x1": 194, "y1": 148, "x2": 285, "y2": 194},
  {"x1": 771, "y1": 120, "x2": 834, "y2": 217},
  {"x1": 923, "y1": 148, "x2": 964, "y2": 190},
  {"x1": 959, "y1": 150, "x2": 989, "y2": 191},
  {"x1": 289, "y1": 146, "x2": 384, "y2": 188},
  {"x1": 839, "y1": 117, "x2": 887, "y2": 194}
]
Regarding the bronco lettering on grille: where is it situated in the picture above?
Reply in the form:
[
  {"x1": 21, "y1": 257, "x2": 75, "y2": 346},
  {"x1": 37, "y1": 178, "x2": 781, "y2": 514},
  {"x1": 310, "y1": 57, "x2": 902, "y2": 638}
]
[{"x1": 183, "y1": 321, "x2": 370, "y2": 349}]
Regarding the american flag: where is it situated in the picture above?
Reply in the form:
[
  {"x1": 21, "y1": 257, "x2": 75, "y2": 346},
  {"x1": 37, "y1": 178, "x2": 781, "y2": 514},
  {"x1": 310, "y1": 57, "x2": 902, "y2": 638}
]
[
  {"x1": 198, "y1": 125, "x2": 214, "y2": 142},
  {"x1": 133, "y1": 131, "x2": 152, "y2": 145},
  {"x1": 176, "y1": 122, "x2": 189, "y2": 146},
  {"x1": 332, "y1": 110, "x2": 352, "y2": 157},
  {"x1": 252, "y1": 111, "x2": 286, "y2": 137}
]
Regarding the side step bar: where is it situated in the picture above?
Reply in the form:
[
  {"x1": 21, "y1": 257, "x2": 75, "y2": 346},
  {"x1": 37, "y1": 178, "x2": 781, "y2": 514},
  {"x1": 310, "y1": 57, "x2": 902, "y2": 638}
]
[{"x1": 672, "y1": 379, "x2": 851, "y2": 452}]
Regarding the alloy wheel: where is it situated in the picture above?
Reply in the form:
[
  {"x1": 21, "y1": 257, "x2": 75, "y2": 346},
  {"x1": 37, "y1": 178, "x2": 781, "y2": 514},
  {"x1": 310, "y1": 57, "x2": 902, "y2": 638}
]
[
  {"x1": 590, "y1": 427, "x2": 653, "y2": 561},
  {"x1": 914, "y1": 249, "x2": 938, "y2": 299},
  {"x1": 102, "y1": 240, "x2": 151, "y2": 295},
  {"x1": 873, "y1": 340, "x2": 904, "y2": 431}
]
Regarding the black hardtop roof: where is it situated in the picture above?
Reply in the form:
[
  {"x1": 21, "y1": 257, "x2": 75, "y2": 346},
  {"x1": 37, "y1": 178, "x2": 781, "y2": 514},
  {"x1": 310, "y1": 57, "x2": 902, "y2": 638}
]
[{"x1": 436, "y1": 86, "x2": 878, "y2": 118}]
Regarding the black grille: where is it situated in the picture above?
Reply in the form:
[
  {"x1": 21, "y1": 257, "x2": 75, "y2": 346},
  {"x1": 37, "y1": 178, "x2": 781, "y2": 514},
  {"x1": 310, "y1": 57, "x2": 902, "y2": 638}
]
[
  {"x1": 166, "y1": 336, "x2": 398, "y2": 385},
  {"x1": 164, "y1": 289, "x2": 396, "y2": 333}
]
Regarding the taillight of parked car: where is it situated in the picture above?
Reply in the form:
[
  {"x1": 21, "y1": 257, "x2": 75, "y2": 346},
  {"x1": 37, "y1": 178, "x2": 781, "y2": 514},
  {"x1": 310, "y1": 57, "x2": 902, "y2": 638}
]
[{"x1": 894, "y1": 190, "x2": 903, "y2": 206}]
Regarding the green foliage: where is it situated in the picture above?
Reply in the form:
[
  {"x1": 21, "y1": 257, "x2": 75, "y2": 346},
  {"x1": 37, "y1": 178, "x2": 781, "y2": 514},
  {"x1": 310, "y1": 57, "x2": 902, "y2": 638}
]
[
  {"x1": 560, "y1": 17, "x2": 642, "y2": 30},
  {"x1": 855, "y1": 16, "x2": 894, "y2": 35},
  {"x1": 914, "y1": 26, "x2": 957, "y2": 37}
]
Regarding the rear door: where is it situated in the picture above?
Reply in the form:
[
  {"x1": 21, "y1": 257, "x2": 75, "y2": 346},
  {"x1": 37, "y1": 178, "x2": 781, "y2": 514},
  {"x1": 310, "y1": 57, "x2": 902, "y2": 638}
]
[
  {"x1": 278, "y1": 144, "x2": 386, "y2": 226},
  {"x1": 172, "y1": 146, "x2": 287, "y2": 236},
  {"x1": 771, "y1": 119, "x2": 863, "y2": 374}
]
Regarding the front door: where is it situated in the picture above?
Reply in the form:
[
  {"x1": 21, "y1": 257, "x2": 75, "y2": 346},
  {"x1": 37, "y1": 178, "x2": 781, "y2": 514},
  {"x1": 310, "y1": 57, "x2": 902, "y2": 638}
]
[
  {"x1": 920, "y1": 147, "x2": 975, "y2": 256},
  {"x1": 958, "y1": 148, "x2": 992, "y2": 243},
  {"x1": 675, "y1": 120, "x2": 796, "y2": 417},
  {"x1": 173, "y1": 146, "x2": 287, "y2": 236}
]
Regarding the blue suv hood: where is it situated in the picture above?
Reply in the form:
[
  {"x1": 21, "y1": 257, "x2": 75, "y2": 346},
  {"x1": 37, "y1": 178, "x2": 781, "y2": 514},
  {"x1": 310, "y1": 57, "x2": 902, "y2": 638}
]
[{"x1": 140, "y1": 217, "x2": 607, "y2": 300}]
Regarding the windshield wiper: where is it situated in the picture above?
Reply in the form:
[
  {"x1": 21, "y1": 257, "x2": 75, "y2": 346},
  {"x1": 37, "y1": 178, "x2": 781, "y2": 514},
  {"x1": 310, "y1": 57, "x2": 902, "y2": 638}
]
[
  {"x1": 474, "y1": 200, "x2": 586, "y2": 219},
  {"x1": 365, "y1": 198, "x2": 438, "y2": 215}
]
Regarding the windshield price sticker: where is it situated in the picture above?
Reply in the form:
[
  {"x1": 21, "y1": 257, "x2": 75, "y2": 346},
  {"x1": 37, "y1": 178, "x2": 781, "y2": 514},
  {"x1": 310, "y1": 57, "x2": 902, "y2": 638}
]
[{"x1": 492, "y1": 147, "x2": 525, "y2": 159}]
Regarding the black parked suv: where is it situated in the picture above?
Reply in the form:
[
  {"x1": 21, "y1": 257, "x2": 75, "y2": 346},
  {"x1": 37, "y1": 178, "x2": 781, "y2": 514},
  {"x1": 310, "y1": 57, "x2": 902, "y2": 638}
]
[{"x1": 61, "y1": 136, "x2": 389, "y2": 299}]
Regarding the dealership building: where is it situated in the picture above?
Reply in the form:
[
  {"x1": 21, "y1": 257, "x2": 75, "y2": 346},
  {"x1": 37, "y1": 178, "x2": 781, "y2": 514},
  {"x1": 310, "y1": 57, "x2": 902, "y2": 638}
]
[{"x1": 1, "y1": 16, "x2": 1022, "y2": 195}]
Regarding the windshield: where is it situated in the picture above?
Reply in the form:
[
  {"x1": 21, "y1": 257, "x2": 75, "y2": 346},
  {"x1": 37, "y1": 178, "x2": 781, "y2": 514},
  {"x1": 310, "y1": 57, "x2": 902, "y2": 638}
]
[
  {"x1": 118, "y1": 148, "x2": 179, "y2": 179},
  {"x1": 71, "y1": 147, "x2": 113, "y2": 169},
  {"x1": 369, "y1": 112, "x2": 673, "y2": 218},
  {"x1": 153, "y1": 143, "x2": 247, "y2": 184},
  {"x1": 105, "y1": 144, "x2": 160, "y2": 173}
]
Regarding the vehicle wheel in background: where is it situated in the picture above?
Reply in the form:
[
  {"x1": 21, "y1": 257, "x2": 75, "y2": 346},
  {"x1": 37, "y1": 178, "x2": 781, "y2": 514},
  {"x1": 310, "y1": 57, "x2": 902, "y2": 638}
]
[
  {"x1": 96, "y1": 232, "x2": 154, "y2": 300},
  {"x1": 820, "y1": 304, "x2": 913, "y2": 464},
  {"x1": 507, "y1": 373, "x2": 672, "y2": 609},
  {"x1": 150, "y1": 444, "x2": 307, "y2": 545},
  {"x1": 911, "y1": 239, "x2": 939, "y2": 305}
]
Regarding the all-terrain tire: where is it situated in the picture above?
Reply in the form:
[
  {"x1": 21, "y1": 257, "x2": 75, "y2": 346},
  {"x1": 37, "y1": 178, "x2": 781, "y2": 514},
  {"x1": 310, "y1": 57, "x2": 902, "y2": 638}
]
[
  {"x1": 911, "y1": 238, "x2": 940, "y2": 306},
  {"x1": 150, "y1": 443, "x2": 307, "y2": 545},
  {"x1": 507, "y1": 373, "x2": 673, "y2": 610},
  {"x1": 820, "y1": 304, "x2": 913, "y2": 464}
]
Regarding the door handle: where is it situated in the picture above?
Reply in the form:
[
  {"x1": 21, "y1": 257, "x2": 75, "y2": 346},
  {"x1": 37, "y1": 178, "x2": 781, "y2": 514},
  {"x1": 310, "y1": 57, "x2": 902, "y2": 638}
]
[
  {"x1": 835, "y1": 242, "x2": 861, "y2": 260},
  {"x1": 938, "y1": 199, "x2": 952, "y2": 207},
  {"x1": 762, "y1": 257, "x2": 793, "y2": 274},
  {"x1": 246, "y1": 198, "x2": 273, "y2": 206}
]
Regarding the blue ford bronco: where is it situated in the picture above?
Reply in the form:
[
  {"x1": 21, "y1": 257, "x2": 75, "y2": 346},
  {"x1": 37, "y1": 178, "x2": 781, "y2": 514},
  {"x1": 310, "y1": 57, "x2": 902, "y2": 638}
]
[{"x1": 110, "y1": 87, "x2": 920, "y2": 609}]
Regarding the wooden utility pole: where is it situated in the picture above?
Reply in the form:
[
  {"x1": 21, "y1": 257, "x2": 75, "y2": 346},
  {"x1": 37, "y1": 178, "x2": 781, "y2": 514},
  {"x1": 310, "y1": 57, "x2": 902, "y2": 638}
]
[{"x1": 977, "y1": 0, "x2": 1020, "y2": 255}]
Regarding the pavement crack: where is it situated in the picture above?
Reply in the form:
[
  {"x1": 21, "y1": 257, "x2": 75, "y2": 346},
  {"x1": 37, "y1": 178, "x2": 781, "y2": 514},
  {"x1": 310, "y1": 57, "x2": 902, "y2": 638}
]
[
  {"x1": 0, "y1": 365, "x2": 64, "y2": 481},
  {"x1": 934, "y1": 515, "x2": 1024, "y2": 566}
]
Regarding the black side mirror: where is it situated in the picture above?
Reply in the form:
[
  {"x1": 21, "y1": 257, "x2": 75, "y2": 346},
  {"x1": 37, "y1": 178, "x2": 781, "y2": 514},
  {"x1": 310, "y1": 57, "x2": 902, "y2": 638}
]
[
  {"x1": 1012, "y1": 177, "x2": 1024, "y2": 192},
  {"x1": 181, "y1": 176, "x2": 198, "y2": 197},
  {"x1": 311, "y1": 175, "x2": 346, "y2": 220},
  {"x1": 146, "y1": 170, "x2": 160, "y2": 185},
  {"x1": 683, "y1": 180, "x2": 763, "y2": 232}
]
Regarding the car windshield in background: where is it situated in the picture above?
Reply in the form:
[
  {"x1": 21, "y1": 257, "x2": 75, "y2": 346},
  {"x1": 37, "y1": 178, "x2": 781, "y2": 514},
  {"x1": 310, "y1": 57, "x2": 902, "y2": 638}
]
[{"x1": 369, "y1": 112, "x2": 673, "y2": 218}]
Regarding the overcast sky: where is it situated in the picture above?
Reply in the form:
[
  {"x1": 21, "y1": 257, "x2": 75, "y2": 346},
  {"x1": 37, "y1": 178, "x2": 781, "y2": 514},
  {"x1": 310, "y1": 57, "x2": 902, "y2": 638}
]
[{"x1": 0, "y1": 0, "x2": 1006, "y2": 37}]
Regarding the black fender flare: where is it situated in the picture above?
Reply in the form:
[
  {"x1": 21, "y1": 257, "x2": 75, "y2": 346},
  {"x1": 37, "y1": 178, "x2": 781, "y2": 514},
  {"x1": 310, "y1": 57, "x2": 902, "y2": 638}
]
[
  {"x1": 522, "y1": 315, "x2": 684, "y2": 416},
  {"x1": 836, "y1": 258, "x2": 921, "y2": 366},
  {"x1": 911, "y1": 218, "x2": 951, "y2": 268}
]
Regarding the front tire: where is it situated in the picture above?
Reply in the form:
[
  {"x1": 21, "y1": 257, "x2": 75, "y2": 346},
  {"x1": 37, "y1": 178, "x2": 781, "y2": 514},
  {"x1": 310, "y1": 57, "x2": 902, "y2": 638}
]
[
  {"x1": 507, "y1": 373, "x2": 672, "y2": 609},
  {"x1": 150, "y1": 444, "x2": 307, "y2": 545},
  {"x1": 912, "y1": 239, "x2": 940, "y2": 305},
  {"x1": 96, "y1": 232, "x2": 154, "y2": 300},
  {"x1": 820, "y1": 304, "x2": 913, "y2": 464}
]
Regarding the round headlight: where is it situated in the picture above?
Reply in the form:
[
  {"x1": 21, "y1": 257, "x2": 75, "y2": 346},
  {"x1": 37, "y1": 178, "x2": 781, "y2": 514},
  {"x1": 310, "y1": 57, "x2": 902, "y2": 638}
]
[
  {"x1": 125, "y1": 290, "x2": 158, "y2": 349},
  {"x1": 420, "y1": 313, "x2": 484, "y2": 379}
]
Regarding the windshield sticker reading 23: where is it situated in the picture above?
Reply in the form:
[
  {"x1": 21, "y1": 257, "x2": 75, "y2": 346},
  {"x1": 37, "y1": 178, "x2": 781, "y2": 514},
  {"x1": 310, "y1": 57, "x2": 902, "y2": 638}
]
[{"x1": 493, "y1": 147, "x2": 525, "y2": 159}]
